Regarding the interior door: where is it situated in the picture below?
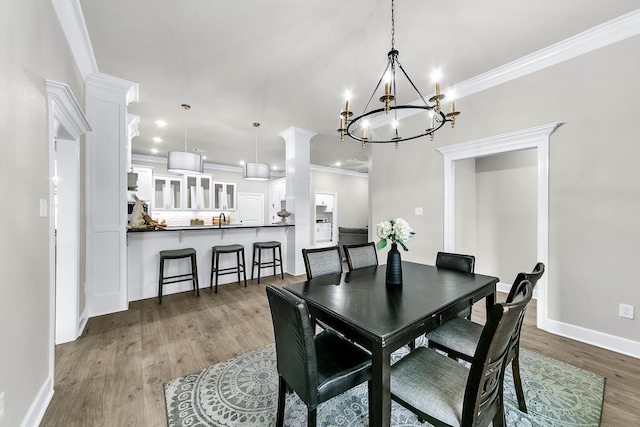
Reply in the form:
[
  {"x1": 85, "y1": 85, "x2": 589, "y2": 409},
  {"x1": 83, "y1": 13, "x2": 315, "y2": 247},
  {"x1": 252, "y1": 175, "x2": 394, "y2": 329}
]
[{"x1": 237, "y1": 193, "x2": 264, "y2": 226}]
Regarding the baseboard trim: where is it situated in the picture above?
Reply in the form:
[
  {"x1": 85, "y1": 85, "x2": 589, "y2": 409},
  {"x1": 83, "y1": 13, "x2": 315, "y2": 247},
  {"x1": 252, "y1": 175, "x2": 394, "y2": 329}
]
[
  {"x1": 21, "y1": 374, "x2": 54, "y2": 427},
  {"x1": 77, "y1": 306, "x2": 88, "y2": 338},
  {"x1": 546, "y1": 319, "x2": 640, "y2": 359},
  {"x1": 496, "y1": 281, "x2": 538, "y2": 299}
]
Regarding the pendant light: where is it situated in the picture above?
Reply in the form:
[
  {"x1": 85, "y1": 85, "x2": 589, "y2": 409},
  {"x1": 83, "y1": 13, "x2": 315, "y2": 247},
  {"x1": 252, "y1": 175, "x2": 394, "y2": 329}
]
[
  {"x1": 243, "y1": 122, "x2": 270, "y2": 181},
  {"x1": 167, "y1": 104, "x2": 203, "y2": 174}
]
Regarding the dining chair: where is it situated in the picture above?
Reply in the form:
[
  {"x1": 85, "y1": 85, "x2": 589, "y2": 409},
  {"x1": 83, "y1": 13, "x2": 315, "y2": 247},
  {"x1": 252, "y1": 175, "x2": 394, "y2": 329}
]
[
  {"x1": 391, "y1": 280, "x2": 533, "y2": 427},
  {"x1": 302, "y1": 246, "x2": 343, "y2": 280},
  {"x1": 343, "y1": 242, "x2": 378, "y2": 271},
  {"x1": 436, "y1": 251, "x2": 476, "y2": 319},
  {"x1": 266, "y1": 285, "x2": 372, "y2": 427},
  {"x1": 425, "y1": 262, "x2": 545, "y2": 413}
]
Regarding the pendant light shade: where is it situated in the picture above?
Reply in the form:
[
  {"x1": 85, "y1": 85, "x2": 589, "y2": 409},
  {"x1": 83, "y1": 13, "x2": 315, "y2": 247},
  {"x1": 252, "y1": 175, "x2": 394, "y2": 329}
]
[
  {"x1": 243, "y1": 162, "x2": 270, "y2": 181},
  {"x1": 167, "y1": 151, "x2": 203, "y2": 174},
  {"x1": 244, "y1": 122, "x2": 270, "y2": 181},
  {"x1": 167, "y1": 104, "x2": 203, "y2": 174}
]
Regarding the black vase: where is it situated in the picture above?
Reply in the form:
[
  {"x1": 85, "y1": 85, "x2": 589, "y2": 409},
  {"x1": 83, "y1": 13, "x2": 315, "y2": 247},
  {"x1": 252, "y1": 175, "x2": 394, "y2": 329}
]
[{"x1": 386, "y1": 243, "x2": 403, "y2": 285}]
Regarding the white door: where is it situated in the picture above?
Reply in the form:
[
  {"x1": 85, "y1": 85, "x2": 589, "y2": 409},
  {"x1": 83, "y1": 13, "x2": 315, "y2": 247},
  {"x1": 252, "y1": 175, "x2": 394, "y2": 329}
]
[{"x1": 238, "y1": 193, "x2": 265, "y2": 225}]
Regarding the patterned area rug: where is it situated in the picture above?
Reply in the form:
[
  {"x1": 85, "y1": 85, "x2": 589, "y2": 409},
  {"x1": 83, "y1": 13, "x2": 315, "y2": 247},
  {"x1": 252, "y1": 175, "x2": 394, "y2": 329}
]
[{"x1": 164, "y1": 339, "x2": 605, "y2": 426}]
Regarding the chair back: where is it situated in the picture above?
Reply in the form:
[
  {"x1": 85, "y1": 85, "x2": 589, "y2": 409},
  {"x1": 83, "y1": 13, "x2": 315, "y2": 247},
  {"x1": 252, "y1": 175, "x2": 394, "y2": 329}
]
[
  {"x1": 302, "y1": 246, "x2": 343, "y2": 280},
  {"x1": 463, "y1": 280, "x2": 533, "y2": 427},
  {"x1": 266, "y1": 285, "x2": 319, "y2": 406},
  {"x1": 504, "y1": 262, "x2": 545, "y2": 365},
  {"x1": 435, "y1": 251, "x2": 475, "y2": 273},
  {"x1": 343, "y1": 242, "x2": 378, "y2": 271}
]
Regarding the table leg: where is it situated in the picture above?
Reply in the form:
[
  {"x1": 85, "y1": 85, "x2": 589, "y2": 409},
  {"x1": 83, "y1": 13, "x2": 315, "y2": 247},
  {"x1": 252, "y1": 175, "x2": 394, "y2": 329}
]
[
  {"x1": 486, "y1": 286, "x2": 497, "y2": 314},
  {"x1": 369, "y1": 346, "x2": 391, "y2": 427}
]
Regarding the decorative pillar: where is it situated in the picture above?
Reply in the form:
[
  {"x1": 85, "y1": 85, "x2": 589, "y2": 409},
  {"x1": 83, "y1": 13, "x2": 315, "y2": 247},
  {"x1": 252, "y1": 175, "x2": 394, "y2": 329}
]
[
  {"x1": 278, "y1": 126, "x2": 317, "y2": 275},
  {"x1": 85, "y1": 72, "x2": 138, "y2": 316}
]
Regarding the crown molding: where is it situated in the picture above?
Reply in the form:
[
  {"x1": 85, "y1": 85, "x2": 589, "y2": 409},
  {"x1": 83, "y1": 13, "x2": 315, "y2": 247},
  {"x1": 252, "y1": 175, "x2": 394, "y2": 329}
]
[
  {"x1": 51, "y1": 0, "x2": 98, "y2": 80},
  {"x1": 45, "y1": 79, "x2": 91, "y2": 139},
  {"x1": 311, "y1": 164, "x2": 369, "y2": 178},
  {"x1": 86, "y1": 72, "x2": 139, "y2": 104},
  {"x1": 449, "y1": 9, "x2": 640, "y2": 100}
]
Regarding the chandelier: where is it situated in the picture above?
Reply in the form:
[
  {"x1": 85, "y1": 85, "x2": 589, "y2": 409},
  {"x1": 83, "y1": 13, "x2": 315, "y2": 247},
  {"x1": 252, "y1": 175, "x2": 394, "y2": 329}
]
[
  {"x1": 338, "y1": 0, "x2": 460, "y2": 148},
  {"x1": 167, "y1": 104, "x2": 204, "y2": 174}
]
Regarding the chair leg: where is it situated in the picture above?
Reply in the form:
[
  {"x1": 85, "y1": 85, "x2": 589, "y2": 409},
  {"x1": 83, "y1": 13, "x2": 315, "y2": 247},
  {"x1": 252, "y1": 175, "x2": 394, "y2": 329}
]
[
  {"x1": 236, "y1": 251, "x2": 241, "y2": 285},
  {"x1": 209, "y1": 250, "x2": 215, "y2": 290},
  {"x1": 307, "y1": 407, "x2": 317, "y2": 427},
  {"x1": 257, "y1": 247, "x2": 263, "y2": 284},
  {"x1": 492, "y1": 406, "x2": 506, "y2": 427},
  {"x1": 408, "y1": 340, "x2": 415, "y2": 351},
  {"x1": 214, "y1": 252, "x2": 220, "y2": 294},
  {"x1": 158, "y1": 257, "x2": 165, "y2": 304},
  {"x1": 278, "y1": 245, "x2": 284, "y2": 279},
  {"x1": 272, "y1": 247, "x2": 277, "y2": 277},
  {"x1": 241, "y1": 249, "x2": 247, "y2": 287},
  {"x1": 191, "y1": 254, "x2": 200, "y2": 297},
  {"x1": 251, "y1": 245, "x2": 257, "y2": 280},
  {"x1": 276, "y1": 376, "x2": 286, "y2": 427},
  {"x1": 512, "y1": 354, "x2": 528, "y2": 413}
]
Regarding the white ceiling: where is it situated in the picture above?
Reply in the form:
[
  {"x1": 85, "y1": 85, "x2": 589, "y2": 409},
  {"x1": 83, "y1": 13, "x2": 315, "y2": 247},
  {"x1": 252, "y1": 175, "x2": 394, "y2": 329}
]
[{"x1": 78, "y1": 0, "x2": 638, "y2": 173}]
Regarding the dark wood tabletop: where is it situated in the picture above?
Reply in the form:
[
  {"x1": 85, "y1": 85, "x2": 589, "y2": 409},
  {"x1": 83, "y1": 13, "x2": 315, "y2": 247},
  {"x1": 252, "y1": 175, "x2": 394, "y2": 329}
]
[{"x1": 285, "y1": 261, "x2": 498, "y2": 427}]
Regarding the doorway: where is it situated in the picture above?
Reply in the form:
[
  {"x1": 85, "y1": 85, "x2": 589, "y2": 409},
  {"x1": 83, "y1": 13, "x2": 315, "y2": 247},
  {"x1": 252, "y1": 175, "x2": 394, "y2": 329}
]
[{"x1": 436, "y1": 122, "x2": 560, "y2": 331}]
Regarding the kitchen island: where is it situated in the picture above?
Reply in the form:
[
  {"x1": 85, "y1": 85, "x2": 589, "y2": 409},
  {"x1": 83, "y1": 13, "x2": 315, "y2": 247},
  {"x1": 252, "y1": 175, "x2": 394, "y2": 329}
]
[{"x1": 127, "y1": 224, "x2": 294, "y2": 302}]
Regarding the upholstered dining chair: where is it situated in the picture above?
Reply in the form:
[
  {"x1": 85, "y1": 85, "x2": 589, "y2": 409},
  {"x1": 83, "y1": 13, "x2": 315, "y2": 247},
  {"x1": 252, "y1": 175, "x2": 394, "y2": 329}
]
[
  {"x1": 302, "y1": 246, "x2": 343, "y2": 280},
  {"x1": 426, "y1": 262, "x2": 545, "y2": 413},
  {"x1": 391, "y1": 280, "x2": 533, "y2": 427},
  {"x1": 436, "y1": 251, "x2": 476, "y2": 320},
  {"x1": 266, "y1": 285, "x2": 372, "y2": 427},
  {"x1": 343, "y1": 242, "x2": 378, "y2": 271}
]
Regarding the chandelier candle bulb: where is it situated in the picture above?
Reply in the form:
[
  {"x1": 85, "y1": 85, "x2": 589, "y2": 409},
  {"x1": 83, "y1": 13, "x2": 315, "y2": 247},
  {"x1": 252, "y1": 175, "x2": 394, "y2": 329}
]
[
  {"x1": 385, "y1": 82, "x2": 390, "y2": 95},
  {"x1": 450, "y1": 100, "x2": 455, "y2": 113},
  {"x1": 362, "y1": 127, "x2": 368, "y2": 139},
  {"x1": 434, "y1": 81, "x2": 441, "y2": 96},
  {"x1": 345, "y1": 99, "x2": 350, "y2": 112}
]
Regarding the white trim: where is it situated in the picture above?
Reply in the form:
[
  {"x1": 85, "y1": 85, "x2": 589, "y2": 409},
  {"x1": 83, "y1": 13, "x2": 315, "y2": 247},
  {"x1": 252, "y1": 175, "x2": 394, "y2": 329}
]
[
  {"x1": 20, "y1": 374, "x2": 53, "y2": 427},
  {"x1": 44, "y1": 80, "x2": 91, "y2": 137},
  {"x1": 311, "y1": 164, "x2": 369, "y2": 178},
  {"x1": 436, "y1": 122, "x2": 560, "y2": 332},
  {"x1": 51, "y1": 0, "x2": 98, "y2": 80},
  {"x1": 546, "y1": 319, "x2": 640, "y2": 359},
  {"x1": 86, "y1": 72, "x2": 139, "y2": 104}
]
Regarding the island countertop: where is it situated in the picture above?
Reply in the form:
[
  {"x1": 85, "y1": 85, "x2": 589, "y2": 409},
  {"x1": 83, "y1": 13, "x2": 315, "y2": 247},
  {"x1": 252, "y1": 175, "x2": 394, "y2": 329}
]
[
  {"x1": 127, "y1": 223, "x2": 294, "y2": 232},
  {"x1": 127, "y1": 223, "x2": 295, "y2": 302}
]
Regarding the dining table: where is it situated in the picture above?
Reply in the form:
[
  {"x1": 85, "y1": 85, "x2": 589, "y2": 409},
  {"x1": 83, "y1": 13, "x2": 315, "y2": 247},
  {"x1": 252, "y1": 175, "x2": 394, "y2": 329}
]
[{"x1": 284, "y1": 261, "x2": 499, "y2": 427}]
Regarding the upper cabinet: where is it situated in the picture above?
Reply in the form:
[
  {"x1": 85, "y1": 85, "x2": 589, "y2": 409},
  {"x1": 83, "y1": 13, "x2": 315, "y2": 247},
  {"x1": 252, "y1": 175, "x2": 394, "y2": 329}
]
[
  {"x1": 130, "y1": 165, "x2": 153, "y2": 204},
  {"x1": 153, "y1": 175, "x2": 183, "y2": 210},
  {"x1": 185, "y1": 174, "x2": 213, "y2": 210},
  {"x1": 213, "y1": 181, "x2": 236, "y2": 210},
  {"x1": 269, "y1": 178, "x2": 286, "y2": 209},
  {"x1": 315, "y1": 193, "x2": 334, "y2": 212}
]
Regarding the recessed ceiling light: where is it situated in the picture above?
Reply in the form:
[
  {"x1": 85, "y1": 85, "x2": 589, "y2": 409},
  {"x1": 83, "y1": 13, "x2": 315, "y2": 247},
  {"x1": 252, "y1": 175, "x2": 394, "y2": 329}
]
[
  {"x1": 150, "y1": 148, "x2": 159, "y2": 154},
  {"x1": 239, "y1": 161, "x2": 245, "y2": 166},
  {"x1": 202, "y1": 156, "x2": 207, "y2": 160},
  {"x1": 271, "y1": 165, "x2": 278, "y2": 171},
  {"x1": 152, "y1": 137, "x2": 162, "y2": 143},
  {"x1": 335, "y1": 162, "x2": 342, "y2": 167},
  {"x1": 155, "y1": 119, "x2": 167, "y2": 127}
]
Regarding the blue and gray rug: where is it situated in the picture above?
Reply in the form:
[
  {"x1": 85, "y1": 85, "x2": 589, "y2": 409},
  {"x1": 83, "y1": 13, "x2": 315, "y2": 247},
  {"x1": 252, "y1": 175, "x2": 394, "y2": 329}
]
[{"x1": 164, "y1": 341, "x2": 605, "y2": 426}]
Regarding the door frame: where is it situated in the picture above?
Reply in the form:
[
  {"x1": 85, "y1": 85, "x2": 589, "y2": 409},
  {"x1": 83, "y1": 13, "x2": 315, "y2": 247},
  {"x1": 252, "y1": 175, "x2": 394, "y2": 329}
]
[{"x1": 436, "y1": 122, "x2": 560, "y2": 331}]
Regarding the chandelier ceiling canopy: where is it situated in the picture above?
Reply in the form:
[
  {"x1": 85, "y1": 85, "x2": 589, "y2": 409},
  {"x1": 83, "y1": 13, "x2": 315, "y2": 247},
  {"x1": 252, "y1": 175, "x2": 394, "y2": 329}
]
[{"x1": 338, "y1": 0, "x2": 460, "y2": 148}]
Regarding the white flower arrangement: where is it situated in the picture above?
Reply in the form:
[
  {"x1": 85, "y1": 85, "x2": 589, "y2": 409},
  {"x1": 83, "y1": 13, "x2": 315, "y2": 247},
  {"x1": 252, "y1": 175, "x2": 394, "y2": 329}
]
[{"x1": 376, "y1": 217, "x2": 415, "y2": 251}]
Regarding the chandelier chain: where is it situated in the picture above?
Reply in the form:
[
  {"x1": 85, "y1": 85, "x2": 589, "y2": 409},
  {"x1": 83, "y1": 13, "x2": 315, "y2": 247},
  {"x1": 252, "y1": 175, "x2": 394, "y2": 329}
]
[{"x1": 391, "y1": 0, "x2": 395, "y2": 50}]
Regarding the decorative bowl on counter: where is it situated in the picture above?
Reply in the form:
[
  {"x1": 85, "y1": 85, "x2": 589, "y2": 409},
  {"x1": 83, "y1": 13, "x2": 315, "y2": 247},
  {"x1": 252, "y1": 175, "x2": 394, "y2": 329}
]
[{"x1": 277, "y1": 209, "x2": 291, "y2": 223}]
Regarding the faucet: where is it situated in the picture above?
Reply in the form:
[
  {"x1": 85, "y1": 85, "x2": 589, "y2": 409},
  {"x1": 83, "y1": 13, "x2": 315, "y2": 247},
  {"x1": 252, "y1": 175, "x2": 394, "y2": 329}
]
[{"x1": 219, "y1": 213, "x2": 226, "y2": 228}]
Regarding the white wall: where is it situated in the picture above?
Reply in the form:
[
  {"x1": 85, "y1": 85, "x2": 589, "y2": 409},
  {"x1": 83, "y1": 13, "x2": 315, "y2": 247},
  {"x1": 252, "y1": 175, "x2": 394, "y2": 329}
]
[
  {"x1": 0, "y1": 0, "x2": 85, "y2": 425},
  {"x1": 370, "y1": 35, "x2": 640, "y2": 347}
]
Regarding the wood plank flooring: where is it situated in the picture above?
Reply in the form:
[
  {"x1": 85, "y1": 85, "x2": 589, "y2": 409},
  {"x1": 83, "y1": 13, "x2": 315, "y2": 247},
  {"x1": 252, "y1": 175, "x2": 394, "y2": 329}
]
[{"x1": 41, "y1": 274, "x2": 640, "y2": 426}]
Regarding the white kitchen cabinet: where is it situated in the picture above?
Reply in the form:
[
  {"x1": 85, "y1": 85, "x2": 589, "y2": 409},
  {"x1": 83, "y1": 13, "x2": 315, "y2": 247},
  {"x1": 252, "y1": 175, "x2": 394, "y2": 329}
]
[
  {"x1": 131, "y1": 165, "x2": 153, "y2": 204},
  {"x1": 315, "y1": 222, "x2": 333, "y2": 243},
  {"x1": 315, "y1": 193, "x2": 334, "y2": 212},
  {"x1": 269, "y1": 178, "x2": 286, "y2": 209},
  {"x1": 153, "y1": 175, "x2": 183, "y2": 210},
  {"x1": 213, "y1": 181, "x2": 236, "y2": 210},
  {"x1": 185, "y1": 174, "x2": 213, "y2": 210}
]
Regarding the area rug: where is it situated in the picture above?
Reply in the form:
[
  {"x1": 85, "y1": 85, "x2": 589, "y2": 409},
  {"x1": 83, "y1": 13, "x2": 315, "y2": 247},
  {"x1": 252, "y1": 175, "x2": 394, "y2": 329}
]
[{"x1": 164, "y1": 342, "x2": 605, "y2": 426}]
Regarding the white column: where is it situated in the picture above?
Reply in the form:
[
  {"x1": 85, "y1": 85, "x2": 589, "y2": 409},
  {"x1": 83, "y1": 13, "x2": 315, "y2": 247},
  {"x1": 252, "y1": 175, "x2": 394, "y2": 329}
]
[
  {"x1": 85, "y1": 72, "x2": 138, "y2": 316},
  {"x1": 278, "y1": 126, "x2": 317, "y2": 275}
]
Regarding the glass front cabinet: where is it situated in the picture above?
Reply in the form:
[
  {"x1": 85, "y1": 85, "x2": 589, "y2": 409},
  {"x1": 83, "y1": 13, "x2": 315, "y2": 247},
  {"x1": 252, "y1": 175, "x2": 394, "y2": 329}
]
[
  {"x1": 185, "y1": 174, "x2": 213, "y2": 210},
  {"x1": 153, "y1": 175, "x2": 183, "y2": 210},
  {"x1": 213, "y1": 181, "x2": 236, "y2": 210}
]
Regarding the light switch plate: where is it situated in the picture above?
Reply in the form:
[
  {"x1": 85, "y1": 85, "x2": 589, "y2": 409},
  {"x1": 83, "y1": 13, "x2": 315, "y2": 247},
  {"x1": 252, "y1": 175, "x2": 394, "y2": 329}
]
[
  {"x1": 39, "y1": 199, "x2": 48, "y2": 218},
  {"x1": 415, "y1": 207, "x2": 423, "y2": 215}
]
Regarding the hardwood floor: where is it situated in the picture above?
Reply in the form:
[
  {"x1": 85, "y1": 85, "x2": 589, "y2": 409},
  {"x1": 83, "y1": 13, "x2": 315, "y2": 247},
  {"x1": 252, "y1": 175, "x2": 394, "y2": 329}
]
[{"x1": 42, "y1": 274, "x2": 640, "y2": 426}]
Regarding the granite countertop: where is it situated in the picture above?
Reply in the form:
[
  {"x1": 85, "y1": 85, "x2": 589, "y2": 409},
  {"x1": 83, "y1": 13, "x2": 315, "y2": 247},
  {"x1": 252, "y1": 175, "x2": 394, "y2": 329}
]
[{"x1": 127, "y1": 223, "x2": 294, "y2": 232}]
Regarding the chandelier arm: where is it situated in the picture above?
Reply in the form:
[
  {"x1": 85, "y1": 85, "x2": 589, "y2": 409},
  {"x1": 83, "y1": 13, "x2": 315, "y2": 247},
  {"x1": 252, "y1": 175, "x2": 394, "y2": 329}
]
[{"x1": 361, "y1": 61, "x2": 393, "y2": 116}]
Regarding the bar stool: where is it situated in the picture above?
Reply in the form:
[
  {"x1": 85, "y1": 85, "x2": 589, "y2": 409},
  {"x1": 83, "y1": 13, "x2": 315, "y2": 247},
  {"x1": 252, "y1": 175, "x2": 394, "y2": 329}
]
[
  {"x1": 158, "y1": 248, "x2": 199, "y2": 304},
  {"x1": 251, "y1": 241, "x2": 284, "y2": 284},
  {"x1": 210, "y1": 244, "x2": 247, "y2": 293}
]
